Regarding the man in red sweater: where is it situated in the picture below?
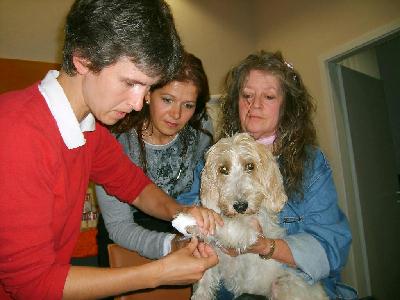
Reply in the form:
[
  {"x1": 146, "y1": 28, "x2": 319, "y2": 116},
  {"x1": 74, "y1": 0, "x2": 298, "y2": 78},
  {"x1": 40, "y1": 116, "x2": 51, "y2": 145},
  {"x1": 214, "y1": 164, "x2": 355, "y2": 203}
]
[{"x1": 0, "y1": 1, "x2": 222, "y2": 299}]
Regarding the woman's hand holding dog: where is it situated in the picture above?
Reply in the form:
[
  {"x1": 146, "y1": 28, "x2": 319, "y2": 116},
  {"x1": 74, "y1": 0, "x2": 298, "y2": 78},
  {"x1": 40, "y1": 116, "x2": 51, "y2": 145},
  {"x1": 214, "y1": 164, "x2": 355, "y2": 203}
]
[
  {"x1": 156, "y1": 237, "x2": 219, "y2": 286},
  {"x1": 245, "y1": 218, "x2": 275, "y2": 257},
  {"x1": 219, "y1": 217, "x2": 294, "y2": 267},
  {"x1": 244, "y1": 218, "x2": 297, "y2": 267}
]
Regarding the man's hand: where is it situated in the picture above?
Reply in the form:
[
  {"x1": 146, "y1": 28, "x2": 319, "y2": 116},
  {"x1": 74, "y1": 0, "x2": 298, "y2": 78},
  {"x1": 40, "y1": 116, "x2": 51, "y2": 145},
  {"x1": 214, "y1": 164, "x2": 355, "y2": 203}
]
[
  {"x1": 170, "y1": 234, "x2": 190, "y2": 253},
  {"x1": 156, "y1": 237, "x2": 218, "y2": 286},
  {"x1": 180, "y1": 206, "x2": 223, "y2": 236}
]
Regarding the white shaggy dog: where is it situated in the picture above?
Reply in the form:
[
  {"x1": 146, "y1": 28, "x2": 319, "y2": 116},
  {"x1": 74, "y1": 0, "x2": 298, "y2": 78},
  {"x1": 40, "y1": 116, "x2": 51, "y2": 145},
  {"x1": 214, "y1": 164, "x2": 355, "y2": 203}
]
[{"x1": 176, "y1": 133, "x2": 328, "y2": 300}]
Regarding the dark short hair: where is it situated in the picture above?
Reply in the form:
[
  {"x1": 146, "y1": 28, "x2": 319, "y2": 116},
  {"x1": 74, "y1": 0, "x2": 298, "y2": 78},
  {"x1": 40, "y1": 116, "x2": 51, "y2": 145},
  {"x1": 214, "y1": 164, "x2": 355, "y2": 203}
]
[{"x1": 62, "y1": 0, "x2": 183, "y2": 82}]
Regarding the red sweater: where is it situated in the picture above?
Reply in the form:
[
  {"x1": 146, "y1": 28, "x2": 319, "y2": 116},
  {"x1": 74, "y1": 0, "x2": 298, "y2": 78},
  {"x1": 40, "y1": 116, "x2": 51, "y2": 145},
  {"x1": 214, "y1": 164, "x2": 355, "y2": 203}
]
[{"x1": 0, "y1": 84, "x2": 151, "y2": 299}]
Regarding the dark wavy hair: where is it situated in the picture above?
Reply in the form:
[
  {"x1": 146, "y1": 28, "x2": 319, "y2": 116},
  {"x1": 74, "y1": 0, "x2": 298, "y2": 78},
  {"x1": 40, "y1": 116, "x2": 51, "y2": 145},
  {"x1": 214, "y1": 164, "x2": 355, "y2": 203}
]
[
  {"x1": 62, "y1": 0, "x2": 183, "y2": 82},
  {"x1": 218, "y1": 50, "x2": 317, "y2": 198},
  {"x1": 112, "y1": 52, "x2": 212, "y2": 173}
]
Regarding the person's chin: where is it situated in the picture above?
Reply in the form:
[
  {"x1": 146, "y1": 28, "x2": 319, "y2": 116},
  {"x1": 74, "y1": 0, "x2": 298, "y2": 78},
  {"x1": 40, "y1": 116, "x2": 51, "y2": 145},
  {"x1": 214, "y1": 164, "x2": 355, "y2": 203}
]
[
  {"x1": 162, "y1": 124, "x2": 181, "y2": 136},
  {"x1": 97, "y1": 114, "x2": 119, "y2": 126},
  {"x1": 100, "y1": 119, "x2": 116, "y2": 126},
  {"x1": 246, "y1": 131, "x2": 263, "y2": 140},
  {"x1": 162, "y1": 129, "x2": 179, "y2": 138},
  {"x1": 244, "y1": 127, "x2": 257, "y2": 137}
]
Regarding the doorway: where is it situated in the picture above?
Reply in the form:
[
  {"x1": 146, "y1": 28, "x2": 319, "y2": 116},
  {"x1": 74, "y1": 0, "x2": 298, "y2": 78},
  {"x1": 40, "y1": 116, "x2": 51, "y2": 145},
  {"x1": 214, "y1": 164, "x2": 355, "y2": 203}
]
[{"x1": 327, "y1": 31, "x2": 400, "y2": 299}]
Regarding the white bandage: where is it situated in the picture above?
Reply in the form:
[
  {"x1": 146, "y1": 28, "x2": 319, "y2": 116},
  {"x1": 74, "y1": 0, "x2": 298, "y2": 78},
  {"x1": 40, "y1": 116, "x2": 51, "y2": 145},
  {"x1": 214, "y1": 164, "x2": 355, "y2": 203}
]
[{"x1": 172, "y1": 213, "x2": 197, "y2": 236}]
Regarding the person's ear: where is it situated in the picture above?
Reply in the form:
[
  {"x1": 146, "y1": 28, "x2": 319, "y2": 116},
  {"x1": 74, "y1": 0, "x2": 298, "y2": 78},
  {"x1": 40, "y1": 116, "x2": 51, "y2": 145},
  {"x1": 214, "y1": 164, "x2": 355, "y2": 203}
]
[
  {"x1": 145, "y1": 92, "x2": 151, "y2": 104},
  {"x1": 73, "y1": 55, "x2": 91, "y2": 75}
]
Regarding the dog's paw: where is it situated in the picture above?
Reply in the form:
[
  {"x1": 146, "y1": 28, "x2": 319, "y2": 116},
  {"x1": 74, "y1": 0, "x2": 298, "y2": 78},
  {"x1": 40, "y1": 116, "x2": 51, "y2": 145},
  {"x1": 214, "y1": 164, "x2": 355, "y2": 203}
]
[{"x1": 172, "y1": 213, "x2": 197, "y2": 236}]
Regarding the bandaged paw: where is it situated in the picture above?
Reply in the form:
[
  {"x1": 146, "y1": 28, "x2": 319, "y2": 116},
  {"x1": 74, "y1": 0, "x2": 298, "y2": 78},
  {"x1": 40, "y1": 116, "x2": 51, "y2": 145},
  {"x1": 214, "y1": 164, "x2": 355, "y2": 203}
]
[{"x1": 172, "y1": 213, "x2": 197, "y2": 236}]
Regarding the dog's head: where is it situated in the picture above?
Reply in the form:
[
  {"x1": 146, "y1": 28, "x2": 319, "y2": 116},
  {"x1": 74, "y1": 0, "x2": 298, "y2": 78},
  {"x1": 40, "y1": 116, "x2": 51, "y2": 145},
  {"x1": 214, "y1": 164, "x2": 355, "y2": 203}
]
[{"x1": 200, "y1": 133, "x2": 287, "y2": 217}]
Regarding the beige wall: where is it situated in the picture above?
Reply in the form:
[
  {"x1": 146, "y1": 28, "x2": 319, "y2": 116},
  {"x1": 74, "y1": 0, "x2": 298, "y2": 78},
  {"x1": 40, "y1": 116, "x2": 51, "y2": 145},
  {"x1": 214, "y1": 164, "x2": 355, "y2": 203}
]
[
  {"x1": 167, "y1": 0, "x2": 257, "y2": 93},
  {"x1": 1, "y1": 0, "x2": 400, "y2": 296},
  {"x1": 0, "y1": 0, "x2": 74, "y2": 63}
]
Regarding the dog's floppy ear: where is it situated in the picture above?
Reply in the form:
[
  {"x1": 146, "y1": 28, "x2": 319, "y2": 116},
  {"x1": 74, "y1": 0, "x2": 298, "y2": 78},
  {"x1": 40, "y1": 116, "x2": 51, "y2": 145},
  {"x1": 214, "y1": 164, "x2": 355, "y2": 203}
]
[
  {"x1": 200, "y1": 147, "x2": 221, "y2": 213},
  {"x1": 257, "y1": 144, "x2": 287, "y2": 213}
]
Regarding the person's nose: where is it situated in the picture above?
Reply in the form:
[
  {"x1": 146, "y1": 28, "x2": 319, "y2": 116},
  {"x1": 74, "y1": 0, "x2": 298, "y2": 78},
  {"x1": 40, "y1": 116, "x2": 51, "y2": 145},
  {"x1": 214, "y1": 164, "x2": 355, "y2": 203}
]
[
  {"x1": 251, "y1": 94, "x2": 263, "y2": 109},
  {"x1": 128, "y1": 86, "x2": 150, "y2": 112},
  {"x1": 170, "y1": 104, "x2": 182, "y2": 120}
]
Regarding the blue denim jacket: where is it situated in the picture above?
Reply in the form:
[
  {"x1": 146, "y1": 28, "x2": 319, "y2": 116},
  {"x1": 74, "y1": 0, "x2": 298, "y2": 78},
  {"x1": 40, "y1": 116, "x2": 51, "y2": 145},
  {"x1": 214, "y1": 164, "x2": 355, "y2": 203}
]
[
  {"x1": 182, "y1": 147, "x2": 357, "y2": 300},
  {"x1": 278, "y1": 147, "x2": 357, "y2": 299}
]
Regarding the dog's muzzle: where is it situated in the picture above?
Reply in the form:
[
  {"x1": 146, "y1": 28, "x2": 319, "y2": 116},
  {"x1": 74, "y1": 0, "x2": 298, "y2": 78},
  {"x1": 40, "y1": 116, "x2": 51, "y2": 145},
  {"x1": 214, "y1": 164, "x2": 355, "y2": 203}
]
[{"x1": 233, "y1": 201, "x2": 248, "y2": 214}]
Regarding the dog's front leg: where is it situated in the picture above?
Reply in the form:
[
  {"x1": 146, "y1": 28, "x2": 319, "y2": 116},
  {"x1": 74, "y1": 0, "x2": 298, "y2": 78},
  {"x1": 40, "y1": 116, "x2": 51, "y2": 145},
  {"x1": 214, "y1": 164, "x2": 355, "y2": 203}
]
[
  {"x1": 191, "y1": 267, "x2": 220, "y2": 300},
  {"x1": 214, "y1": 217, "x2": 259, "y2": 249}
]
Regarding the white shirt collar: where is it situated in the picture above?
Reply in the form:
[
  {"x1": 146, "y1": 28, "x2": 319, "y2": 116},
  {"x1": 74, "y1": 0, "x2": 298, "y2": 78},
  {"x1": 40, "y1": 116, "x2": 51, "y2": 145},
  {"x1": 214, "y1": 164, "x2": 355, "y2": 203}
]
[{"x1": 38, "y1": 70, "x2": 95, "y2": 149}]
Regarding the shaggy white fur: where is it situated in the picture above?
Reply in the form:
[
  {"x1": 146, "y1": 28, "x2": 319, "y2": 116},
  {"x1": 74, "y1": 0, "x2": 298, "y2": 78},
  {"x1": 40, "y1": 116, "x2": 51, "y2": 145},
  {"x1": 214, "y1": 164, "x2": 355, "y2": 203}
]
[{"x1": 189, "y1": 133, "x2": 328, "y2": 300}]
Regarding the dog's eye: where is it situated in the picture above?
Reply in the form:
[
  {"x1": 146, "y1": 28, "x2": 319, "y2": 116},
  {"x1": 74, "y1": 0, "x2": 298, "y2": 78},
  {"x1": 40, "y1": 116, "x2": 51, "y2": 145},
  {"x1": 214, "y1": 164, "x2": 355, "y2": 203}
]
[
  {"x1": 245, "y1": 162, "x2": 254, "y2": 173},
  {"x1": 218, "y1": 165, "x2": 229, "y2": 175}
]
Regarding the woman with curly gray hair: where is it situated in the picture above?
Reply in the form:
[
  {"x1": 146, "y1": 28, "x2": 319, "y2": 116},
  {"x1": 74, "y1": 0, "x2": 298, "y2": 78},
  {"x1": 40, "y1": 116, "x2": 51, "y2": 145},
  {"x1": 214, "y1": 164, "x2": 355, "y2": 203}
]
[{"x1": 217, "y1": 51, "x2": 357, "y2": 300}]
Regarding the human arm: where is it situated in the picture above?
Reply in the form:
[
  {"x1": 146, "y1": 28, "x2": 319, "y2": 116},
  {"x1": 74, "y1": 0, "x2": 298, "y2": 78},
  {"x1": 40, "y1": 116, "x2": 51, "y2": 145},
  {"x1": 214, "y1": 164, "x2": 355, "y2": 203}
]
[
  {"x1": 243, "y1": 219, "x2": 296, "y2": 267},
  {"x1": 63, "y1": 237, "x2": 218, "y2": 299},
  {"x1": 91, "y1": 125, "x2": 222, "y2": 237},
  {"x1": 96, "y1": 126, "x2": 213, "y2": 258},
  {"x1": 96, "y1": 161, "x2": 204, "y2": 258},
  {"x1": 133, "y1": 183, "x2": 222, "y2": 235},
  {"x1": 97, "y1": 184, "x2": 174, "y2": 259},
  {"x1": 96, "y1": 155, "x2": 220, "y2": 257},
  {"x1": 280, "y1": 150, "x2": 352, "y2": 283}
]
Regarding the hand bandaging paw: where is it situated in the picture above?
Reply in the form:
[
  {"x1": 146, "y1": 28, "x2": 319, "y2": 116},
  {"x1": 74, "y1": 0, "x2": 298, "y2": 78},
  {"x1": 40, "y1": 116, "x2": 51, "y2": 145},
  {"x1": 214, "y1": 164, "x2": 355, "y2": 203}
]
[{"x1": 172, "y1": 213, "x2": 260, "y2": 250}]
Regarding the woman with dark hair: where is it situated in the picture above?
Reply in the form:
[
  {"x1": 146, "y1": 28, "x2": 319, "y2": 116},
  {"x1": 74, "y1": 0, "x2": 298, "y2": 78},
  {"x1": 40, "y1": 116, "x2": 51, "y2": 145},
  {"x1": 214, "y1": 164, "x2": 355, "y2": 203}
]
[
  {"x1": 216, "y1": 50, "x2": 357, "y2": 299},
  {"x1": 96, "y1": 52, "x2": 214, "y2": 263}
]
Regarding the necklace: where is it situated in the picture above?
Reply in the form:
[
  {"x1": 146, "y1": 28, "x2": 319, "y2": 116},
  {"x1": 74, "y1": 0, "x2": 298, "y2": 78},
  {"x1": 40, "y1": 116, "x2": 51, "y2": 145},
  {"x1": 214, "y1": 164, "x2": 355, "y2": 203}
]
[
  {"x1": 141, "y1": 122, "x2": 176, "y2": 145},
  {"x1": 130, "y1": 128, "x2": 188, "y2": 188},
  {"x1": 144, "y1": 144, "x2": 186, "y2": 187}
]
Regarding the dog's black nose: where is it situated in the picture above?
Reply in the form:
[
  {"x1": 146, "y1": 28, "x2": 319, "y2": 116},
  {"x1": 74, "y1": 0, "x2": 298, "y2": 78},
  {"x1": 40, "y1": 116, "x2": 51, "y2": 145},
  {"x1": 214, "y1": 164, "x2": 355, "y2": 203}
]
[{"x1": 233, "y1": 201, "x2": 248, "y2": 213}]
